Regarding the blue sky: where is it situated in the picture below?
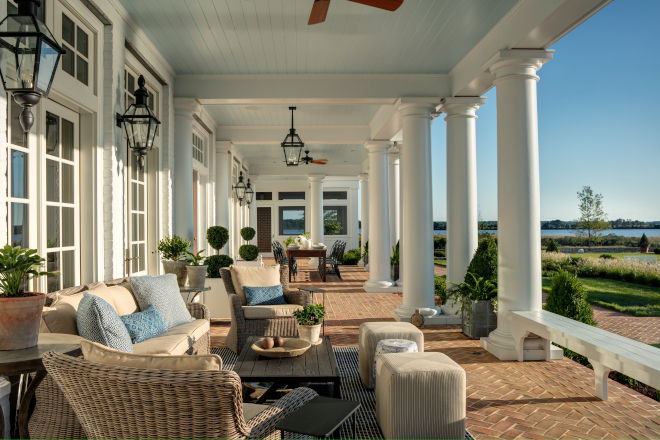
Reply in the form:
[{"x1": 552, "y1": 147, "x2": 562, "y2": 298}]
[{"x1": 430, "y1": 0, "x2": 660, "y2": 222}]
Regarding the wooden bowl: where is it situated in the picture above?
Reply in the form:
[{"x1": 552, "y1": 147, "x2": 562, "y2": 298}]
[{"x1": 251, "y1": 338, "x2": 311, "y2": 358}]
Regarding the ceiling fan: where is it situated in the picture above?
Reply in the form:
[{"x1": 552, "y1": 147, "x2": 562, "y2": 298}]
[
  {"x1": 301, "y1": 150, "x2": 328, "y2": 165},
  {"x1": 308, "y1": 0, "x2": 403, "y2": 25}
]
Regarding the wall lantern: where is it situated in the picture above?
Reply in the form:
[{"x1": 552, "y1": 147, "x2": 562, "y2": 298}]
[
  {"x1": 0, "y1": 0, "x2": 66, "y2": 132},
  {"x1": 233, "y1": 171, "x2": 247, "y2": 205},
  {"x1": 116, "y1": 75, "x2": 160, "y2": 171},
  {"x1": 245, "y1": 179, "x2": 254, "y2": 206},
  {"x1": 281, "y1": 106, "x2": 304, "y2": 166}
]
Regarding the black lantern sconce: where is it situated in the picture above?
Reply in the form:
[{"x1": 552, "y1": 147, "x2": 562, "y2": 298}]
[
  {"x1": 233, "y1": 171, "x2": 247, "y2": 205},
  {"x1": 0, "y1": 0, "x2": 66, "y2": 132},
  {"x1": 116, "y1": 75, "x2": 160, "y2": 171},
  {"x1": 245, "y1": 179, "x2": 254, "y2": 206},
  {"x1": 281, "y1": 106, "x2": 304, "y2": 166}
]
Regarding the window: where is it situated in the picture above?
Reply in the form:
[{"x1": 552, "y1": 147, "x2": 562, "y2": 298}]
[
  {"x1": 279, "y1": 207, "x2": 305, "y2": 235},
  {"x1": 192, "y1": 133, "x2": 205, "y2": 166},
  {"x1": 61, "y1": 12, "x2": 89, "y2": 85},
  {"x1": 256, "y1": 192, "x2": 272, "y2": 200},
  {"x1": 6, "y1": 99, "x2": 30, "y2": 248},
  {"x1": 7, "y1": 0, "x2": 45, "y2": 21},
  {"x1": 323, "y1": 206, "x2": 347, "y2": 235},
  {"x1": 323, "y1": 191, "x2": 347, "y2": 200},
  {"x1": 278, "y1": 191, "x2": 305, "y2": 201}
]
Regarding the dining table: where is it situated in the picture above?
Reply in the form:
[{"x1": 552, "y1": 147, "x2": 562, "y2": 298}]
[{"x1": 286, "y1": 248, "x2": 327, "y2": 282}]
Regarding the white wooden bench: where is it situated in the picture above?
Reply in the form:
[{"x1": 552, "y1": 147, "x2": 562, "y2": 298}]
[{"x1": 510, "y1": 310, "x2": 660, "y2": 400}]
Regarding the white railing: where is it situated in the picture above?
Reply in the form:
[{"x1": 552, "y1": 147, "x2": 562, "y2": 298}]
[{"x1": 623, "y1": 255, "x2": 658, "y2": 265}]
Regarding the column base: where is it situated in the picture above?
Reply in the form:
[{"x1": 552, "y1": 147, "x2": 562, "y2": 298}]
[
  {"x1": 363, "y1": 279, "x2": 393, "y2": 292},
  {"x1": 358, "y1": 259, "x2": 365, "y2": 267},
  {"x1": 480, "y1": 329, "x2": 518, "y2": 361},
  {"x1": 395, "y1": 277, "x2": 403, "y2": 287},
  {"x1": 393, "y1": 306, "x2": 460, "y2": 325}
]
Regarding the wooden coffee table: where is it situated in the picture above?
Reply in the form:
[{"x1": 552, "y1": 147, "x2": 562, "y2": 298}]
[{"x1": 234, "y1": 336, "x2": 341, "y2": 404}]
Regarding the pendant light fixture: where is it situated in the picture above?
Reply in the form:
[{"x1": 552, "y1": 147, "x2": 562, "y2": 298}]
[
  {"x1": 281, "y1": 107, "x2": 304, "y2": 166},
  {"x1": 245, "y1": 179, "x2": 254, "y2": 206}
]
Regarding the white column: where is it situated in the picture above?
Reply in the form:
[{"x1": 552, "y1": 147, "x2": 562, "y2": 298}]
[
  {"x1": 173, "y1": 99, "x2": 200, "y2": 244},
  {"x1": 363, "y1": 142, "x2": 392, "y2": 291},
  {"x1": 482, "y1": 49, "x2": 554, "y2": 360},
  {"x1": 394, "y1": 99, "x2": 442, "y2": 322},
  {"x1": 388, "y1": 147, "x2": 400, "y2": 252},
  {"x1": 358, "y1": 173, "x2": 369, "y2": 267},
  {"x1": 309, "y1": 174, "x2": 325, "y2": 266},
  {"x1": 442, "y1": 97, "x2": 486, "y2": 316},
  {"x1": 249, "y1": 176, "x2": 258, "y2": 246},
  {"x1": 395, "y1": 144, "x2": 404, "y2": 287},
  {"x1": 215, "y1": 142, "x2": 231, "y2": 254}
]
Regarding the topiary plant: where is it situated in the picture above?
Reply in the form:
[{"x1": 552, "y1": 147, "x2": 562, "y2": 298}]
[
  {"x1": 207, "y1": 226, "x2": 229, "y2": 252},
  {"x1": 464, "y1": 235, "x2": 497, "y2": 286},
  {"x1": 239, "y1": 244, "x2": 259, "y2": 261},
  {"x1": 206, "y1": 254, "x2": 233, "y2": 278},
  {"x1": 240, "y1": 227, "x2": 256, "y2": 242},
  {"x1": 639, "y1": 233, "x2": 650, "y2": 247},
  {"x1": 546, "y1": 238, "x2": 559, "y2": 253}
]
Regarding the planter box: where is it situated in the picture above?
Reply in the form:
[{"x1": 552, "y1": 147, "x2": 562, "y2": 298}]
[
  {"x1": 462, "y1": 300, "x2": 497, "y2": 340},
  {"x1": 391, "y1": 265, "x2": 399, "y2": 281},
  {"x1": 200, "y1": 278, "x2": 231, "y2": 320},
  {"x1": 234, "y1": 259, "x2": 263, "y2": 268}
]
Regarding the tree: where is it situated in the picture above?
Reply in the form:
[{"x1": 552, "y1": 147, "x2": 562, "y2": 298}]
[
  {"x1": 575, "y1": 186, "x2": 608, "y2": 248},
  {"x1": 323, "y1": 210, "x2": 343, "y2": 235}
]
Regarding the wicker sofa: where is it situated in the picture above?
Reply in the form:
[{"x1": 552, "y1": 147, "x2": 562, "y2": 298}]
[
  {"x1": 30, "y1": 278, "x2": 211, "y2": 440},
  {"x1": 220, "y1": 265, "x2": 312, "y2": 353}
]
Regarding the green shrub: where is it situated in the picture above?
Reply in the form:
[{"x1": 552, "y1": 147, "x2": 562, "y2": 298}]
[
  {"x1": 434, "y1": 250, "x2": 445, "y2": 258},
  {"x1": 238, "y1": 245, "x2": 259, "y2": 261},
  {"x1": 640, "y1": 233, "x2": 650, "y2": 246},
  {"x1": 546, "y1": 238, "x2": 559, "y2": 253},
  {"x1": 599, "y1": 254, "x2": 614, "y2": 260},
  {"x1": 206, "y1": 254, "x2": 233, "y2": 278},
  {"x1": 465, "y1": 235, "x2": 497, "y2": 286},
  {"x1": 240, "y1": 227, "x2": 256, "y2": 242},
  {"x1": 207, "y1": 227, "x2": 229, "y2": 251},
  {"x1": 655, "y1": 248, "x2": 660, "y2": 255},
  {"x1": 434, "y1": 236, "x2": 446, "y2": 250},
  {"x1": 293, "y1": 304, "x2": 326, "y2": 326},
  {"x1": 434, "y1": 275, "x2": 447, "y2": 305},
  {"x1": 154, "y1": 235, "x2": 191, "y2": 261},
  {"x1": 342, "y1": 249, "x2": 361, "y2": 265}
]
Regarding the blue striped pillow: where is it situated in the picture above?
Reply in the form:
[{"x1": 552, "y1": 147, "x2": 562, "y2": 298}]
[{"x1": 243, "y1": 285, "x2": 287, "y2": 306}]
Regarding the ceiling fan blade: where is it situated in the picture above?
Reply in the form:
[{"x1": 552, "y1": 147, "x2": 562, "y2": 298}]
[
  {"x1": 312, "y1": 159, "x2": 328, "y2": 164},
  {"x1": 308, "y1": 0, "x2": 331, "y2": 25},
  {"x1": 348, "y1": 0, "x2": 403, "y2": 12}
]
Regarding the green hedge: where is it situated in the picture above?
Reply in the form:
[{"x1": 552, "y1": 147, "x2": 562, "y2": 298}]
[
  {"x1": 206, "y1": 254, "x2": 233, "y2": 278},
  {"x1": 343, "y1": 249, "x2": 361, "y2": 265},
  {"x1": 239, "y1": 245, "x2": 259, "y2": 261},
  {"x1": 434, "y1": 236, "x2": 446, "y2": 250},
  {"x1": 434, "y1": 250, "x2": 445, "y2": 258}
]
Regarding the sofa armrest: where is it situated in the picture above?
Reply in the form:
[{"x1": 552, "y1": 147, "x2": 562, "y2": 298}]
[
  {"x1": 229, "y1": 294, "x2": 246, "y2": 324},
  {"x1": 283, "y1": 289, "x2": 312, "y2": 307},
  {"x1": 246, "y1": 387, "x2": 318, "y2": 439},
  {"x1": 186, "y1": 302, "x2": 210, "y2": 320}
]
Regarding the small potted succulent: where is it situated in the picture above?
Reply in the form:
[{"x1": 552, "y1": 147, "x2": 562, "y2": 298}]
[
  {"x1": 154, "y1": 235, "x2": 191, "y2": 286},
  {"x1": 293, "y1": 303, "x2": 326, "y2": 344},
  {"x1": 639, "y1": 233, "x2": 650, "y2": 253},
  {"x1": 184, "y1": 250, "x2": 207, "y2": 289},
  {"x1": 0, "y1": 246, "x2": 56, "y2": 350}
]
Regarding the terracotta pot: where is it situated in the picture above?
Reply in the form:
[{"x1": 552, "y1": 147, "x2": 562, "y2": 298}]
[
  {"x1": 297, "y1": 323, "x2": 321, "y2": 344},
  {"x1": 640, "y1": 245, "x2": 649, "y2": 253},
  {"x1": 162, "y1": 260, "x2": 189, "y2": 287},
  {"x1": 186, "y1": 265, "x2": 208, "y2": 289},
  {"x1": 0, "y1": 293, "x2": 46, "y2": 350}
]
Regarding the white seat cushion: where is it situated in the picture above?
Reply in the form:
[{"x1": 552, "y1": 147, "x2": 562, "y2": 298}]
[
  {"x1": 88, "y1": 283, "x2": 139, "y2": 316},
  {"x1": 242, "y1": 304, "x2": 302, "y2": 319},
  {"x1": 230, "y1": 264, "x2": 280, "y2": 305},
  {"x1": 132, "y1": 319, "x2": 210, "y2": 355}
]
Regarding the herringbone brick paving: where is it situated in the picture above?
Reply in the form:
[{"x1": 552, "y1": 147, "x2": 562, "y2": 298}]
[{"x1": 211, "y1": 259, "x2": 660, "y2": 439}]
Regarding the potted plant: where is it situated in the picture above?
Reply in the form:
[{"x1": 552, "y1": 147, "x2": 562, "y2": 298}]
[
  {"x1": 283, "y1": 236, "x2": 296, "y2": 248},
  {"x1": 204, "y1": 226, "x2": 235, "y2": 319},
  {"x1": 207, "y1": 226, "x2": 229, "y2": 254},
  {"x1": 0, "y1": 246, "x2": 55, "y2": 350},
  {"x1": 154, "y1": 235, "x2": 191, "y2": 286},
  {"x1": 447, "y1": 273, "x2": 498, "y2": 340},
  {"x1": 391, "y1": 241, "x2": 400, "y2": 281},
  {"x1": 184, "y1": 250, "x2": 207, "y2": 289},
  {"x1": 238, "y1": 244, "x2": 259, "y2": 262},
  {"x1": 639, "y1": 233, "x2": 650, "y2": 253},
  {"x1": 293, "y1": 303, "x2": 326, "y2": 344},
  {"x1": 240, "y1": 227, "x2": 256, "y2": 244},
  {"x1": 361, "y1": 240, "x2": 369, "y2": 267}
]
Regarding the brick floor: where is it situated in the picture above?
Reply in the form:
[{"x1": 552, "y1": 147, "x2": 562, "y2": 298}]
[{"x1": 211, "y1": 259, "x2": 660, "y2": 440}]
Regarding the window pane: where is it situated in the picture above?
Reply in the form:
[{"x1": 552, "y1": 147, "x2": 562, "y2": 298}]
[
  {"x1": 278, "y1": 192, "x2": 305, "y2": 201},
  {"x1": 126, "y1": 94, "x2": 134, "y2": 107},
  {"x1": 61, "y1": 118, "x2": 74, "y2": 160},
  {"x1": 61, "y1": 163, "x2": 74, "y2": 204},
  {"x1": 62, "y1": 44, "x2": 74, "y2": 77},
  {"x1": 46, "y1": 159, "x2": 59, "y2": 202},
  {"x1": 256, "y1": 192, "x2": 272, "y2": 200},
  {"x1": 46, "y1": 112, "x2": 59, "y2": 157},
  {"x1": 139, "y1": 213, "x2": 145, "y2": 241},
  {"x1": 62, "y1": 207, "x2": 74, "y2": 247},
  {"x1": 148, "y1": 91, "x2": 154, "y2": 111},
  {"x1": 10, "y1": 99, "x2": 26, "y2": 147},
  {"x1": 139, "y1": 243, "x2": 145, "y2": 271},
  {"x1": 323, "y1": 206, "x2": 347, "y2": 235},
  {"x1": 132, "y1": 243, "x2": 139, "y2": 272},
  {"x1": 127, "y1": 72, "x2": 134, "y2": 93},
  {"x1": 62, "y1": 13, "x2": 75, "y2": 46},
  {"x1": 10, "y1": 202, "x2": 28, "y2": 248},
  {"x1": 47, "y1": 205, "x2": 60, "y2": 248},
  {"x1": 76, "y1": 26, "x2": 88, "y2": 57},
  {"x1": 62, "y1": 250, "x2": 75, "y2": 288},
  {"x1": 323, "y1": 191, "x2": 347, "y2": 200},
  {"x1": 76, "y1": 55, "x2": 88, "y2": 85},
  {"x1": 10, "y1": 149, "x2": 28, "y2": 198},
  {"x1": 46, "y1": 252, "x2": 60, "y2": 293},
  {"x1": 138, "y1": 184, "x2": 144, "y2": 211},
  {"x1": 131, "y1": 213, "x2": 138, "y2": 241},
  {"x1": 279, "y1": 207, "x2": 305, "y2": 235}
]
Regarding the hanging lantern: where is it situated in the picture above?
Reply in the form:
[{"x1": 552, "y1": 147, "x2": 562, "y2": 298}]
[
  {"x1": 245, "y1": 179, "x2": 254, "y2": 205},
  {"x1": 281, "y1": 106, "x2": 304, "y2": 166},
  {"x1": 233, "y1": 171, "x2": 247, "y2": 204},
  {"x1": 0, "y1": 0, "x2": 66, "y2": 132},
  {"x1": 117, "y1": 75, "x2": 160, "y2": 171}
]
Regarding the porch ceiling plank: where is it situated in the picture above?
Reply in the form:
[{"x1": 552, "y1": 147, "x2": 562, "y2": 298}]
[
  {"x1": 185, "y1": 0, "x2": 233, "y2": 74},
  {"x1": 217, "y1": 126, "x2": 371, "y2": 145},
  {"x1": 295, "y1": 0, "x2": 311, "y2": 73},
  {"x1": 168, "y1": 1, "x2": 218, "y2": 75},
  {"x1": 211, "y1": 0, "x2": 253, "y2": 74},
  {"x1": 225, "y1": 0, "x2": 262, "y2": 75}
]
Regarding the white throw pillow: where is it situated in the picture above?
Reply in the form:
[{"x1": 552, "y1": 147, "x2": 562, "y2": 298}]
[{"x1": 230, "y1": 264, "x2": 280, "y2": 305}]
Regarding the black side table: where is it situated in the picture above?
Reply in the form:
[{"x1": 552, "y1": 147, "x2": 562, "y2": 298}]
[
  {"x1": 298, "y1": 287, "x2": 326, "y2": 335},
  {"x1": 275, "y1": 395, "x2": 360, "y2": 439}
]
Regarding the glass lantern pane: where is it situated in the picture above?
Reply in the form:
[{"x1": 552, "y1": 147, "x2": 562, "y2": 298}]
[
  {"x1": 36, "y1": 40, "x2": 59, "y2": 94},
  {"x1": 0, "y1": 45, "x2": 19, "y2": 89}
]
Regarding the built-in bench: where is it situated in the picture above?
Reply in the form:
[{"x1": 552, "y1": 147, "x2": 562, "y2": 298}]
[{"x1": 510, "y1": 310, "x2": 660, "y2": 400}]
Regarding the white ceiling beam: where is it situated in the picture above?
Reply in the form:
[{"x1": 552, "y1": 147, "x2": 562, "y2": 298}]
[
  {"x1": 175, "y1": 74, "x2": 450, "y2": 104},
  {"x1": 217, "y1": 125, "x2": 371, "y2": 145},
  {"x1": 250, "y1": 164, "x2": 363, "y2": 177}
]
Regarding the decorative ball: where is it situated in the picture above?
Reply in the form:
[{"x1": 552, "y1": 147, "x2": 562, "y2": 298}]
[
  {"x1": 262, "y1": 337, "x2": 274, "y2": 349},
  {"x1": 274, "y1": 336, "x2": 284, "y2": 347}
]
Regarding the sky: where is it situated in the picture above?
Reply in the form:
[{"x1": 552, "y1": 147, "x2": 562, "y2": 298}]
[{"x1": 429, "y1": 0, "x2": 660, "y2": 222}]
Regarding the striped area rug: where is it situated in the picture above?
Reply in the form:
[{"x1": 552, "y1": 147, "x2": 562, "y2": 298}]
[{"x1": 212, "y1": 346, "x2": 473, "y2": 440}]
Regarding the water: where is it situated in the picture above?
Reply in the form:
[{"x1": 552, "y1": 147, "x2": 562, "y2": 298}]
[{"x1": 431, "y1": 228, "x2": 659, "y2": 237}]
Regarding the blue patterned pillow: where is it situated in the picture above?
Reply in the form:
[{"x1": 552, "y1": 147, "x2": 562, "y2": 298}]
[
  {"x1": 76, "y1": 293, "x2": 134, "y2": 353},
  {"x1": 243, "y1": 285, "x2": 287, "y2": 306},
  {"x1": 120, "y1": 305, "x2": 168, "y2": 344},
  {"x1": 129, "y1": 274, "x2": 193, "y2": 329}
]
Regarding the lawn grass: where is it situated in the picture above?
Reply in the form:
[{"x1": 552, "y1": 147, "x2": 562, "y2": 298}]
[
  {"x1": 542, "y1": 276, "x2": 660, "y2": 317},
  {"x1": 651, "y1": 343, "x2": 660, "y2": 349},
  {"x1": 434, "y1": 260, "x2": 446, "y2": 266},
  {"x1": 569, "y1": 251, "x2": 657, "y2": 261}
]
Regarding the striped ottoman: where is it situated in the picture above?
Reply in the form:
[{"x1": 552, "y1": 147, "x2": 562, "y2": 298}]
[
  {"x1": 375, "y1": 352, "x2": 466, "y2": 440},
  {"x1": 358, "y1": 322, "x2": 424, "y2": 389}
]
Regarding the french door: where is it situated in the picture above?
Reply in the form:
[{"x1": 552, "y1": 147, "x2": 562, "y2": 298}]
[{"x1": 126, "y1": 151, "x2": 148, "y2": 276}]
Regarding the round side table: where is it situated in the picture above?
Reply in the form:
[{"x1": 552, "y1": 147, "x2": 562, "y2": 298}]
[{"x1": 0, "y1": 333, "x2": 84, "y2": 439}]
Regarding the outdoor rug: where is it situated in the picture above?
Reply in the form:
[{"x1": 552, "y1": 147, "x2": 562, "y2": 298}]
[{"x1": 212, "y1": 346, "x2": 474, "y2": 440}]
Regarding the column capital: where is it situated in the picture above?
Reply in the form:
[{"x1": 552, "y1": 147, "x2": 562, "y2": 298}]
[
  {"x1": 358, "y1": 173, "x2": 369, "y2": 182},
  {"x1": 482, "y1": 49, "x2": 554, "y2": 82},
  {"x1": 442, "y1": 97, "x2": 486, "y2": 120},
  {"x1": 364, "y1": 140, "x2": 392, "y2": 154},
  {"x1": 173, "y1": 97, "x2": 202, "y2": 119},
  {"x1": 388, "y1": 147, "x2": 400, "y2": 164},
  {"x1": 215, "y1": 141, "x2": 232, "y2": 153},
  {"x1": 309, "y1": 174, "x2": 325, "y2": 183},
  {"x1": 396, "y1": 97, "x2": 441, "y2": 119}
]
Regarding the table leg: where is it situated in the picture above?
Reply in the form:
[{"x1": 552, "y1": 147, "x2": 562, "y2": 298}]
[
  {"x1": 288, "y1": 254, "x2": 293, "y2": 283},
  {"x1": 332, "y1": 378, "x2": 341, "y2": 399},
  {"x1": 18, "y1": 370, "x2": 47, "y2": 439},
  {"x1": 323, "y1": 254, "x2": 327, "y2": 282},
  {"x1": 255, "y1": 380, "x2": 286, "y2": 405}
]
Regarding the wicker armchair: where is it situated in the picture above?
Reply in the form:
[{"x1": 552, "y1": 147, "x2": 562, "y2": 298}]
[
  {"x1": 28, "y1": 301, "x2": 211, "y2": 440},
  {"x1": 43, "y1": 351, "x2": 318, "y2": 440},
  {"x1": 220, "y1": 265, "x2": 312, "y2": 354}
]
